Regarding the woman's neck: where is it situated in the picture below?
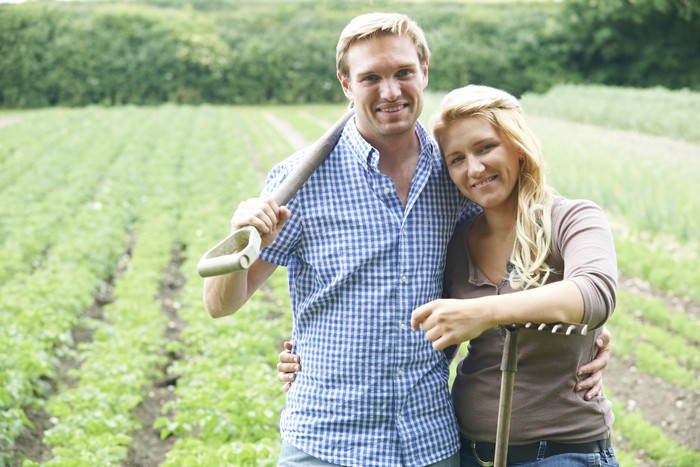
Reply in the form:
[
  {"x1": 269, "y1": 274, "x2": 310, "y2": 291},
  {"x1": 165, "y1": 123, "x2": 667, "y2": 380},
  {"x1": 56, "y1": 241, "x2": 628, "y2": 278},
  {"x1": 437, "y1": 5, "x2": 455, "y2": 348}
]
[{"x1": 478, "y1": 196, "x2": 518, "y2": 238}]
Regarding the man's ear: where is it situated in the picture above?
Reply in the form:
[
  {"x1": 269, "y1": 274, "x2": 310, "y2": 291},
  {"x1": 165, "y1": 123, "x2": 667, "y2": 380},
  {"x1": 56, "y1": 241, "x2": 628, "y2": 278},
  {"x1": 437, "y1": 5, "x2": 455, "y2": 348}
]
[
  {"x1": 422, "y1": 58, "x2": 429, "y2": 87},
  {"x1": 337, "y1": 70, "x2": 353, "y2": 100}
]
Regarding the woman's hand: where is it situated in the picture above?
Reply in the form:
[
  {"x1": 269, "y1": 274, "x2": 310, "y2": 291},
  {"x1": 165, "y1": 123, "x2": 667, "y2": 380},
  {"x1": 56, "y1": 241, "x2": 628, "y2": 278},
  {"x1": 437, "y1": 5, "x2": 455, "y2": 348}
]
[
  {"x1": 411, "y1": 298, "x2": 494, "y2": 351},
  {"x1": 575, "y1": 326, "x2": 611, "y2": 400},
  {"x1": 277, "y1": 341, "x2": 300, "y2": 392}
]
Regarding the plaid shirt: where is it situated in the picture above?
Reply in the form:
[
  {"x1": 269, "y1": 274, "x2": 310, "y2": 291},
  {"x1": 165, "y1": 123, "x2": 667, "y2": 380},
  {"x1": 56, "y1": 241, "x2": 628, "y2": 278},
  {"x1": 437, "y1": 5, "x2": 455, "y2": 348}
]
[{"x1": 260, "y1": 117, "x2": 478, "y2": 466}]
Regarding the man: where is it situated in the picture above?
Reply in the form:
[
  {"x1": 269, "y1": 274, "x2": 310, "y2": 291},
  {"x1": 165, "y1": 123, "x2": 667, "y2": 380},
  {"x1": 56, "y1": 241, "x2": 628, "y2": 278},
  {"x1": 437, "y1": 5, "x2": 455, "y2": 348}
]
[{"x1": 204, "y1": 13, "x2": 609, "y2": 467}]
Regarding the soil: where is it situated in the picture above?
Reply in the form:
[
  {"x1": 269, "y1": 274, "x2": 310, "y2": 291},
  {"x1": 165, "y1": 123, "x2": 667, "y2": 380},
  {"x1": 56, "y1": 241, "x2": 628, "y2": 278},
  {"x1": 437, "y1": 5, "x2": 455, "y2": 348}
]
[
  {"x1": 124, "y1": 250, "x2": 187, "y2": 467},
  {"x1": 607, "y1": 275, "x2": 700, "y2": 460}
]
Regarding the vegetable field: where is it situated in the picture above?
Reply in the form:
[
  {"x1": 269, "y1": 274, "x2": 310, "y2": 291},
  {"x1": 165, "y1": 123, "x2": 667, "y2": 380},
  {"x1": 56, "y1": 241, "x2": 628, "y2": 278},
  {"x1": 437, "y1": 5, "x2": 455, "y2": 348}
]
[{"x1": 1, "y1": 85, "x2": 699, "y2": 466}]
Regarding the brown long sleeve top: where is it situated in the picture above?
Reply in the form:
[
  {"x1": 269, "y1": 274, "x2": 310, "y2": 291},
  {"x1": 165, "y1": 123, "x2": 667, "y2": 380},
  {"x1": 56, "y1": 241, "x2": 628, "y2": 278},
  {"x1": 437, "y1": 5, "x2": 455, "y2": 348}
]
[{"x1": 447, "y1": 196, "x2": 617, "y2": 444}]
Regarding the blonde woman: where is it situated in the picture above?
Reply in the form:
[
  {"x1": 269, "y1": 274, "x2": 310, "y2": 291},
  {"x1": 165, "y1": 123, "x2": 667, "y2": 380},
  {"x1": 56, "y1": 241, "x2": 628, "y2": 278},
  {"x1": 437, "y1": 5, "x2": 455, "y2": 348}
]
[{"x1": 411, "y1": 85, "x2": 618, "y2": 466}]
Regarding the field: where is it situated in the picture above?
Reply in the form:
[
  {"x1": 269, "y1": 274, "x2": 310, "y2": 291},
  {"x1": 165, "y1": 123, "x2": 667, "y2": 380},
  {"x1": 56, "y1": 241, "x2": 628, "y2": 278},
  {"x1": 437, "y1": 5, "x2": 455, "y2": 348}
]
[{"x1": 0, "y1": 85, "x2": 699, "y2": 466}]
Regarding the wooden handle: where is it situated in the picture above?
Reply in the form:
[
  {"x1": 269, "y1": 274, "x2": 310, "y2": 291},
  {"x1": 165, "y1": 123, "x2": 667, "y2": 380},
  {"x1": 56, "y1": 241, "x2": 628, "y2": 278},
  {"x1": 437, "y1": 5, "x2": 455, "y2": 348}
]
[{"x1": 197, "y1": 108, "x2": 355, "y2": 277}]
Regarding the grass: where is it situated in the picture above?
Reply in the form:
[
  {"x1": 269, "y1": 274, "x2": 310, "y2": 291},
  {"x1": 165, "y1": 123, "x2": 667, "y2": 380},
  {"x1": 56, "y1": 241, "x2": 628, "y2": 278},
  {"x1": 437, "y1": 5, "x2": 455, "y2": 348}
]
[{"x1": 521, "y1": 84, "x2": 700, "y2": 144}]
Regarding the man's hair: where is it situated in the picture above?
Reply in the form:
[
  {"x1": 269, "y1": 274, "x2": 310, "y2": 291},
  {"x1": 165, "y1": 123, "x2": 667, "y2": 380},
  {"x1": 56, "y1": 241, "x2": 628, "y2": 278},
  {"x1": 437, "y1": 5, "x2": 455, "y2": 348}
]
[
  {"x1": 336, "y1": 12, "x2": 430, "y2": 78},
  {"x1": 431, "y1": 85, "x2": 555, "y2": 290}
]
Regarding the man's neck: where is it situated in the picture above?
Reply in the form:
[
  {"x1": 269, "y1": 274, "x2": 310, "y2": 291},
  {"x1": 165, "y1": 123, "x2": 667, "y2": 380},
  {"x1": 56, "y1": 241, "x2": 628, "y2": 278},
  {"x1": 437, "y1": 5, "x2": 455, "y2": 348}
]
[{"x1": 375, "y1": 131, "x2": 421, "y2": 208}]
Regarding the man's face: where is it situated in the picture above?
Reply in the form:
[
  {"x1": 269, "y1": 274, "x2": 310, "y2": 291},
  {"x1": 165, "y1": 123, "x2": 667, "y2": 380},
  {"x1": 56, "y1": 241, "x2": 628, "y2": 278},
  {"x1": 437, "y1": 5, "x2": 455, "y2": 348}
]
[{"x1": 338, "y1": 34, "x2": 429, "y2": 146}]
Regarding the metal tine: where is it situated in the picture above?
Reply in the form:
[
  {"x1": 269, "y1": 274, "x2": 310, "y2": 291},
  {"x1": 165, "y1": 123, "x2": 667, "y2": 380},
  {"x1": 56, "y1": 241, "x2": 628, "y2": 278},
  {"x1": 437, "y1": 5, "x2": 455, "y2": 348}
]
[{"x1": 517, "y1": 322, "x2": 589, "y2": 336}]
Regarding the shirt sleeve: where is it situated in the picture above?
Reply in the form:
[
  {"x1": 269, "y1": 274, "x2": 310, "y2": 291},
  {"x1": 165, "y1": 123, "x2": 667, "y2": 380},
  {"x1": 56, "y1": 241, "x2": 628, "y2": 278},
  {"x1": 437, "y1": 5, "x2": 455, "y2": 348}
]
[
  {"x1": 552, "y1": 198, "x2": 618, "y2": 329},
  {"x1": 257, "y1": 155, "x2": 304, "y2": 266}
]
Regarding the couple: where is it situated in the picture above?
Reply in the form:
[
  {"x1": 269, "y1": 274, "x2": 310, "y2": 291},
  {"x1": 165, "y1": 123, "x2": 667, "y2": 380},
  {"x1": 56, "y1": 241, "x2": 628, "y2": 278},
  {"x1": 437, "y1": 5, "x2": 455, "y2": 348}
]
[{"x1": 203, "y1": 12, "x2": 618, "y2": 467}]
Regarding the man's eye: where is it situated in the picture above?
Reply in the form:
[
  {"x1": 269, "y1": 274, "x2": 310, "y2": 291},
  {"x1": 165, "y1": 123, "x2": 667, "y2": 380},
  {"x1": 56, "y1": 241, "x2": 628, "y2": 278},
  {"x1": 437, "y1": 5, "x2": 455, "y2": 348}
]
[{"x1": 397, "y1": 70, "x2": 413, "y2": 78}]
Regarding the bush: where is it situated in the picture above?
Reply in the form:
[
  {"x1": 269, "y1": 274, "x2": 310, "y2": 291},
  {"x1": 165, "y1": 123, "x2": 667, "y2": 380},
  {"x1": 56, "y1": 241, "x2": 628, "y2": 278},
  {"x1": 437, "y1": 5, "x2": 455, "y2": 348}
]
[{"x1": 0, "y1": 0, "x2": 698, "y2": 108}]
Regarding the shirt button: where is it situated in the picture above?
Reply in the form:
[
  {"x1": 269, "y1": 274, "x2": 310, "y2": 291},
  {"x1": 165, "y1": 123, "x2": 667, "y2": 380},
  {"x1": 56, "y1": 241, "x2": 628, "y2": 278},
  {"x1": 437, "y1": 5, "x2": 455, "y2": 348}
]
[
  {"x1": 384, "y1": 186, "x2": 391, "y2": 194},
  {"x1": 400, "y1": 275, "x2": 407, "y2": 283},
  {"x1": 399, "y1": 322, "x2": 406, "y2": 330},
  {"x1": 397, "y1": 368, "x2": 404, "y2": 377},
  {"x1": 398, "y1": 415, "x2": 404, "y2": 422}
]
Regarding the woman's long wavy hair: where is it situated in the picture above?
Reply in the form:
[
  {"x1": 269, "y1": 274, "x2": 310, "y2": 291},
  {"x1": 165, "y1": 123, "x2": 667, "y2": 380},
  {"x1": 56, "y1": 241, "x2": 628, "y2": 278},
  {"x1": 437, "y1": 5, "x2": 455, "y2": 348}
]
[{"x1": 431, "y1": 85, "x2": 554, "y2": 289}]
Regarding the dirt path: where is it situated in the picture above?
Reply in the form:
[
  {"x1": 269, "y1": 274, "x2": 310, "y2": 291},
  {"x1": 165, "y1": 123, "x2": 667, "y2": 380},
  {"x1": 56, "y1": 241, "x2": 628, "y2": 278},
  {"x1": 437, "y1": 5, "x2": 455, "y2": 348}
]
[
  {"x1": 608, "y1": 275, "x2": 700, "y2": 455},
  {"x1": 0, "y1": 116, "x2": 22, "y2": 129},
  {"x1": 125, "y1": 249, "x2": 187, "y2": 466}
]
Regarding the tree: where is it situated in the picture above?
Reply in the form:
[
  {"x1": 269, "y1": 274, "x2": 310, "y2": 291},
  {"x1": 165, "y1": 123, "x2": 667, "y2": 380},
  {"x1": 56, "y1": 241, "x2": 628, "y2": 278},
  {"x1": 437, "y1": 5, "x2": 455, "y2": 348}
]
[{"x1": 555, "y1": 0, "x2": 700, "y2": 89}]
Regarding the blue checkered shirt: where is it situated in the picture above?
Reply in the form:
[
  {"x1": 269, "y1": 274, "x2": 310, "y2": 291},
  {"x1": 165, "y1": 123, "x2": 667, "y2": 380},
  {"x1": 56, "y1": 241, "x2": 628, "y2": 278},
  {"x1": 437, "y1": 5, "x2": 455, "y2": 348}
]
[{"x1": 259, "y1": 117, "x2": 479, "y2": 466}]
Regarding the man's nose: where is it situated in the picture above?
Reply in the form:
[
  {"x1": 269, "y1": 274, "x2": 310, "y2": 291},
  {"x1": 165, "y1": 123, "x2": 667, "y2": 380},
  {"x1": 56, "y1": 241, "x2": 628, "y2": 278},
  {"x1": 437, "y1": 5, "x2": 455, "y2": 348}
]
[{"x1": 380, "y1": 78, "x2": 401, "y2": 101}]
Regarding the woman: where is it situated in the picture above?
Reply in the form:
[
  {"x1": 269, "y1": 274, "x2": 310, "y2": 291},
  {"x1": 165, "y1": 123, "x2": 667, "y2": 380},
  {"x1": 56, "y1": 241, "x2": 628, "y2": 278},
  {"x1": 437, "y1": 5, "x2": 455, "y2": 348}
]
[
  {"x1": 280, "y1": 85, "x2": 618, "y2": 466},
  {"x1": 411, "y1": 85, "x2": 618, "y2": 466}
]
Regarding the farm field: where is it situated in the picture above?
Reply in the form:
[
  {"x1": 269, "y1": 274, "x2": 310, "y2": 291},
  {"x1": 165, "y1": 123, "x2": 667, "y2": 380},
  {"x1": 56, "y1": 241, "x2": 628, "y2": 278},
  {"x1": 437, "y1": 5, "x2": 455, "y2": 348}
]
[{"x1": 0, "y1": 85, "x2": 699, "y2": 466}]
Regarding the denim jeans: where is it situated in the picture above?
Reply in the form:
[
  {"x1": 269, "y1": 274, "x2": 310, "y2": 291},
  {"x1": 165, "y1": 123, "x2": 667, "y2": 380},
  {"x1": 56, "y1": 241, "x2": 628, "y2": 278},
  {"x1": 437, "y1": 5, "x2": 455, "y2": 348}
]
[
  {"x1": 460, "y1": 438, "x2": 619, "y2": 467},
  {"x1": 278, "y1": 439, "x2": 460, "y2": 466}
]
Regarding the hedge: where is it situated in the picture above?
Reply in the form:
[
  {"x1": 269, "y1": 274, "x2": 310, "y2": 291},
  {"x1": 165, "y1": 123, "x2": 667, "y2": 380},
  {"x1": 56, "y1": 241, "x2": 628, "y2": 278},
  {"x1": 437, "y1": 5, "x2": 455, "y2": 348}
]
[{"x1": 0, "y1": 0, "x2": 698, "y2": 108}]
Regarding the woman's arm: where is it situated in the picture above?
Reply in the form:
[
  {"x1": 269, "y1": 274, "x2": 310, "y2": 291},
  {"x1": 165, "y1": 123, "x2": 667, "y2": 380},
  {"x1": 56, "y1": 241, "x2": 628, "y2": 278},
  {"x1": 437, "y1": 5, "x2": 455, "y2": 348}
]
[{"x1": 410, "y1": 279, "x2": 584, "y2": 351}]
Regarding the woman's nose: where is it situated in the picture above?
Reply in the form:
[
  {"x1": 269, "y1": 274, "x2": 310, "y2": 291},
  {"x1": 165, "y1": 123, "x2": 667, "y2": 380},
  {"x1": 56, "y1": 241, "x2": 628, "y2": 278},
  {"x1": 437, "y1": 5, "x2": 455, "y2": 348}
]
[{"x1": 467, "y1": 155, "x2": 484, "y2": 178}]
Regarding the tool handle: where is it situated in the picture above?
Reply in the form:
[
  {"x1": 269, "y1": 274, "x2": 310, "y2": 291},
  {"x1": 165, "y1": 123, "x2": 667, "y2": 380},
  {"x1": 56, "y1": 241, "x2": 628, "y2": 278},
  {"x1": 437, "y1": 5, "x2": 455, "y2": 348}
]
[
  {"x1": 196, "y1": 226, "x2": 261, "y2": 277},
  {"x1": 197, "y1": 109, "x2": 355, "y2": 277},
  {"x1": 270, "y1": 108, "x2": 354, "y2": 206}
]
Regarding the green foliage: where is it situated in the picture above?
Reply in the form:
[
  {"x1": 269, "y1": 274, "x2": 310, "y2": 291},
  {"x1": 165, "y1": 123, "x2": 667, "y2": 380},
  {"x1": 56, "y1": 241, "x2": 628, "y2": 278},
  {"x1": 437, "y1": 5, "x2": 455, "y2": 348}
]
[
  {"x1": 609, "y1": 291, "x2": 700, "y2": 391},
  {"x1": 554, "y1": 0, "x2": 700, "y2": 90},
  {"x1": 2, "y1": 1, "x2": 698, "y2": 107},
  {"x1": 522, "y1": 84, "x2": 700, "y2": 144},
  {"x1": 523, "y1": 88, "x2": 700, "y2": 244},
  {"x1": 610, "y1": 398, "x2": 700, "y2": 466},
  {"x1": 615, "y1": 237, "x2": 700, "y2": 303}
]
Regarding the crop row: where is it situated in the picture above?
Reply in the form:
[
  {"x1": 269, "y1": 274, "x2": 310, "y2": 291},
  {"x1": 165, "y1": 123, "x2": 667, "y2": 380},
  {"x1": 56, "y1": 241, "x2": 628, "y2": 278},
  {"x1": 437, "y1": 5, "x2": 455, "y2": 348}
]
[
  {"x1": 25, "y1": 107, "x2": 196, "y2": 465},
  {"x1": 0, "y1": 109, "x2": 150, "y2": 465},
  {"x1": 609, "y1": 290, "x2": 699, "y2": 391},
  {"x1": 609, "y1": 398, "x2": 700, "y2": 466},
  {"x1": 0, "y1": 108, "x2": 147, "y2": 287},
  {"x1": 154, "y1": 106, "x2": 293, "y2": 465}
]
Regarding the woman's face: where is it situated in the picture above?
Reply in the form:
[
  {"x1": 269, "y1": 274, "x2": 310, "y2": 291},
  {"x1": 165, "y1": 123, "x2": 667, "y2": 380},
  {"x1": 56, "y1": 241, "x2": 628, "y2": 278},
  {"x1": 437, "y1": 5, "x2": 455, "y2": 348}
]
[{"x1": 440, "y1": 116, "x2": 521, "y2": 211}]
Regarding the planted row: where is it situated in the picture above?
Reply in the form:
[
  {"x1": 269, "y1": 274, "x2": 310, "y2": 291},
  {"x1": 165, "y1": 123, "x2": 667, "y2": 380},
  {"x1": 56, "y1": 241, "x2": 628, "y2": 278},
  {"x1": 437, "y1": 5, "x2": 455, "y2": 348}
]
[
  {"x1": 156, "y1": 106, "x2": 302, "y2": 465},
  {"x1": 29, "y1": 107, "x2": 192, "y2": 465},
  {"x1": 0, "y1": 108, "x2": 146, "y2": 287}
]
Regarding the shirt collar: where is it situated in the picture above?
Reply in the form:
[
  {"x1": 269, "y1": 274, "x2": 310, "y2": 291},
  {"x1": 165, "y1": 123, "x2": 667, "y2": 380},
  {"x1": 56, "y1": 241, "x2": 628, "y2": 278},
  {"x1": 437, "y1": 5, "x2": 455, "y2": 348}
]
[{"x1": 344, "y1": 116, "x2": 444, "y2": 174}]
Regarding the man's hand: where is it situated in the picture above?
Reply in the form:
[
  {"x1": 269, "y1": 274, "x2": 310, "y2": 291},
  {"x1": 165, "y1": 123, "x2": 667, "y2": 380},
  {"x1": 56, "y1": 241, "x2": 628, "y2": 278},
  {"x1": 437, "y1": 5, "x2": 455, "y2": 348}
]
[
  {"x1": 232, "y1": 197, "x2": 291, "y2": 249},
  {"x1": 277, "y1": 341, "x2": 300, "y2": 392},
  {"x1": 575, "y1": 326, "x2": 611, "y2": 400}
]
